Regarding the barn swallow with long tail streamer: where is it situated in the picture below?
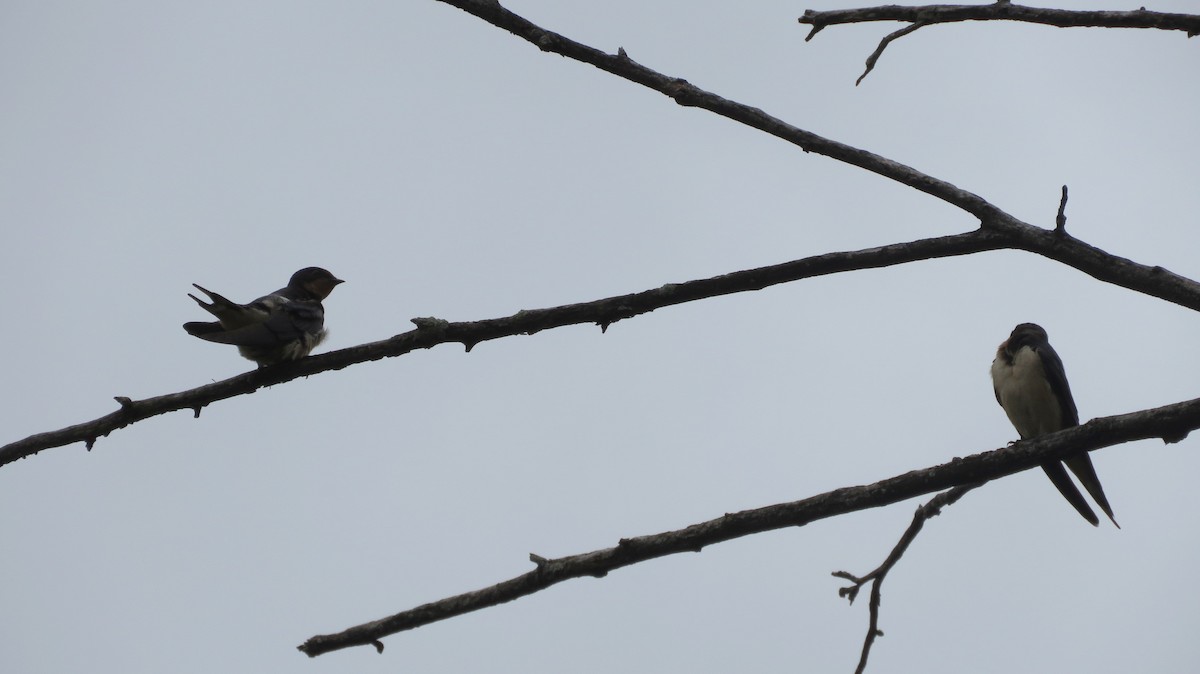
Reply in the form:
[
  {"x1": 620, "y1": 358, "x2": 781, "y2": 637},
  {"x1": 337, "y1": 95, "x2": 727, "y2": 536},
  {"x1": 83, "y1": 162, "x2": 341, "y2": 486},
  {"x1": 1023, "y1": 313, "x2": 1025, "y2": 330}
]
[
  {"x1": 990, "y1": 323, "x2": 1117, "y2": 527},
  {"x1": 183, "y1": 267, "x2": 343, "y2": 367}
]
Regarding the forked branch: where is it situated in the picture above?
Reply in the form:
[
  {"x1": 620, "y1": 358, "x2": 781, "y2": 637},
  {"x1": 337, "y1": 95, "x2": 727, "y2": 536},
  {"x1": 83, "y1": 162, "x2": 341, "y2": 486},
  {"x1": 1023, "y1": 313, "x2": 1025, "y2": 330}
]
[{"x1": 834, "y1": 484, "x2": 981, "y2": 674}]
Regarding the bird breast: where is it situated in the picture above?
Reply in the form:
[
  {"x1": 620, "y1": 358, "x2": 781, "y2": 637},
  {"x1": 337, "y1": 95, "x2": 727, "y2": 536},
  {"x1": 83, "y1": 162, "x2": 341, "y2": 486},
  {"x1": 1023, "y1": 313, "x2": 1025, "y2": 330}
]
[{"x1": 991, "y1": 346, "x2": 1064, "y2": 439}]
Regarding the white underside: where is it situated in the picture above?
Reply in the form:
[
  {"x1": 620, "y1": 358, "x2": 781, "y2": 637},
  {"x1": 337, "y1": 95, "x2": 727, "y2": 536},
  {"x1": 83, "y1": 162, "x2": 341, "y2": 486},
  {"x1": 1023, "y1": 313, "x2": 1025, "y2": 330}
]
[{"x1": 991, "y1": 347, "x2": 1063, "y2": 439}]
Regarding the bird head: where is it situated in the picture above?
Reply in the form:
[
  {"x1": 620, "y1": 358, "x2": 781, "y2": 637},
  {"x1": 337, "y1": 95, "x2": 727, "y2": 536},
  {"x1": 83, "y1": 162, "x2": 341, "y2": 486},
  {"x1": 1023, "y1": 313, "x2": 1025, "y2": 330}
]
[
  {"x1": 1007, "y1": 322, "x2": 1048, "y2": 349},
  {"x1": 289, "y1": 267, "x2": 344, "y2": 301}
]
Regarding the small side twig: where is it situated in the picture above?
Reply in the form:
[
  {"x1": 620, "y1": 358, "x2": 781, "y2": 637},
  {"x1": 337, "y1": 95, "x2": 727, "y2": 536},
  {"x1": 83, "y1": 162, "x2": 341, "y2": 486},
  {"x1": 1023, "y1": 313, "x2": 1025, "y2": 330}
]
[
  {"x1": 1055, "y1": 185, "x2": 1069, "y2": 233},
  {"x1": 857, "y1": 21, "x2": 927, "y2": 85},
  {"x1": 833, "y1": 483, "x2": 981, "y2": 674}
]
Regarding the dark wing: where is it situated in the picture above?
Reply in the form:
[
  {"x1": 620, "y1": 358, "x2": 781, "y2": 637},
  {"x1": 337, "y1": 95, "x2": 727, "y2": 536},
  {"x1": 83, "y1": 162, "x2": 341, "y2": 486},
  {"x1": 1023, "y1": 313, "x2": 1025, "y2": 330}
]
[
  {"x1": 192, "y1": 301, "x2": 323, "y2": 347},
  {"x1": 1034, "y1": 341, "x2": 1079, "y2": 427},
  {"x1": 1036, "y1": 338, "x2": 1118, "y2": 526}
]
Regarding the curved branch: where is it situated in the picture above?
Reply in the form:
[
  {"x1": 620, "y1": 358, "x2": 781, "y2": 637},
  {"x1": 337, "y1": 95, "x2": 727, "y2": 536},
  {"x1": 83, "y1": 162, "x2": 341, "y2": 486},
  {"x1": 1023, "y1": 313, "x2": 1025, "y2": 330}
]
[
  {"x1": 297, "y1": 397, "x2": 1200, "y2": 657},
  {"x1": 833, "y1": 484, "x2": 980, "y2": 674},
  {"x1": 800, "y1": 3, "x2": 1200, "y2": 40}
]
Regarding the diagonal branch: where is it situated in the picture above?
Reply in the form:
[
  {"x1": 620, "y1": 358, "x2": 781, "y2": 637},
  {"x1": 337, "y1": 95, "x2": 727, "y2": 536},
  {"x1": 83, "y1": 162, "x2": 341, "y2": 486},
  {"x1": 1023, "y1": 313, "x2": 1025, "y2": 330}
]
[
  {"x1": 833, "y1": 484, "x2": 980, "y2": 674},
  {"x1": 800, "y1": 3, "x2": 1200, "y2": 41},
  {"x1": 0, "y1": 231, "x2": 1000, "y2": 468},
  {"x1": 7, "y1": 220, "x2": 1199, "y2": 467},
  {"x1": 296, "y1": 397, "x2": 1200, "y2": 657},
  {"x1": 433, "y1": 0, "x2": 1006, "y2": 222}
]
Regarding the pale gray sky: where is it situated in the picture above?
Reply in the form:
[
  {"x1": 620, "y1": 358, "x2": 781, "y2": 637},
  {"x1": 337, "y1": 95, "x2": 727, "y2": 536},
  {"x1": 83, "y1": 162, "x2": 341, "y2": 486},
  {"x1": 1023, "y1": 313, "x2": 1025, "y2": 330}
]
[{"x1": 2, "y1": 1, "x2": 1198, "y2": 673}]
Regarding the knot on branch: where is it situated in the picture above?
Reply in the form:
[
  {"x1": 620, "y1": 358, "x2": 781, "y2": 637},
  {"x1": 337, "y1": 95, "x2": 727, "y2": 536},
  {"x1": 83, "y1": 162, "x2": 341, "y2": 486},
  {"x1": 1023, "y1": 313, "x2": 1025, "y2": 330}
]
[
  {"x1": 597, "y1": 303, "x2": 643, "y2": 334},
  {"x1": 667, "y1": 79, "x2": 701, "y2": 107},
  {"x1": 535, "y1": 32, "x2": 558, "y2": 52},
  {"x1": 798, "y1": 11, "x2": 827, "y2": 41},
  {"x1": 411, "y1": 317, "x2": 450, "y2": 333},
  {"x1": 1161, "y1": 427, "x2": 1191, "y2": 444}
]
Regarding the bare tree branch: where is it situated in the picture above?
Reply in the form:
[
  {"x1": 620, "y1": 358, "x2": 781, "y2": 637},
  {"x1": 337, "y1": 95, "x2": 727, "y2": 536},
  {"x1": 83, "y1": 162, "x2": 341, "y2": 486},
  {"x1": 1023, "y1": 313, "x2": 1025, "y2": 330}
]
[
  {"x1": 297, "y1": 398, "x2": 1200, "y2": 657},
  {"x1": 800, "y1": 2, "x2": 1200, "y2": 82},
  {"x1": 0, "y1": 231, "x2": 998, "y2": 467},
  {"x1": 434, "y1": 0, "x2": 1005, "y2": 222},
  {"x1": 7, "y1": 216, "x2": 1198, "y2": 468},
  {"x1": 800, "y1": 3, "x2": 1200, "y2": 41},
  {"x1": 834, "y1": 484, "x2": 980, "y2": 674}
]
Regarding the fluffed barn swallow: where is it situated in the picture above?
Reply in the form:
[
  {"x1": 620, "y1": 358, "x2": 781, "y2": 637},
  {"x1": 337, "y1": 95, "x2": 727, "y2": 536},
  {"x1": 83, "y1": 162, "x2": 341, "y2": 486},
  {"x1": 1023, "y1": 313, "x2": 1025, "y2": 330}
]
[
  {"x1": 183, "y1": 267, "x2": 343, "y2": 367},
  {"x1": 991, "y1": 323, "x2": 1117, "y2": 527}
]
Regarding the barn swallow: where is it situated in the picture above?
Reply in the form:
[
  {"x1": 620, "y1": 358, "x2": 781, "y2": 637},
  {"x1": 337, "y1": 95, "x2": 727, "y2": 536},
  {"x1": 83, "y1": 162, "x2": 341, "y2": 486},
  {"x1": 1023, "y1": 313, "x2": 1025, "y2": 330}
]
[
  {"x1": 183, "y1": 267, "x2": 343, "y2": 367},
  {"x1": 990, "y1": 323, "x2": 1117, "y2": 527}
]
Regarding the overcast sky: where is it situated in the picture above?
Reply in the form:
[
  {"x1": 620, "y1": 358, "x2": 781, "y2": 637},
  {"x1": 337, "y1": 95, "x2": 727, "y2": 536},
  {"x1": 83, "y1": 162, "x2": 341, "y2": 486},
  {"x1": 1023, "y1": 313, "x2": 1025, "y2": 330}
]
[{"x1": 2, "y1": 1, "x2": 1198, "y2": 673}]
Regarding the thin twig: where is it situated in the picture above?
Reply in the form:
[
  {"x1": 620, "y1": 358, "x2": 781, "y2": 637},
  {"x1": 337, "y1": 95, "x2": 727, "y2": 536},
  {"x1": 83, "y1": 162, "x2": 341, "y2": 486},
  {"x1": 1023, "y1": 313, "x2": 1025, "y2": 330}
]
[
  {"x1": 297, "y1": 403, "x2": 1200, "y2": 657},
  {"x1": 1056, "y1": 185, "x2": 1069, "y2": 232},
  {"x1": 857, "y1": 21, "x2": 926, "y2": 85},
  {"x1": 833, "y1": 484, "x2": 981, "y2": 674}
]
